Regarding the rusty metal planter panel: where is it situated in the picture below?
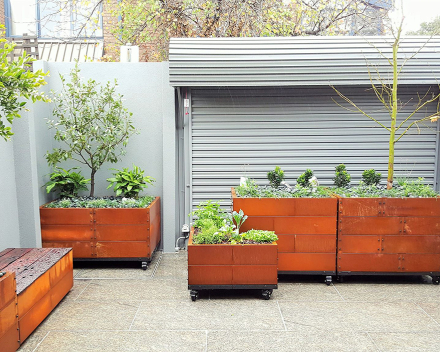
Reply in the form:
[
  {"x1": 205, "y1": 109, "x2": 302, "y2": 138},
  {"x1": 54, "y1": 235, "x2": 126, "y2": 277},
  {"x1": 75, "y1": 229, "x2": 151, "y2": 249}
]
[
  {"x1": 0, "y1": 324, "x2": 20, "y2": 352},
  {"x1": 187, "y1": 231, "x2": 278, "y2": 287},
  {"x1": 40, "y1": 197, "x2": 161, "y2": 260},
  {"x1": 338, "y1": 198, "x2": 440, "y2": 275},
  {"x1": 0, "y1": 271, "x2": 19, "y2": 352},
  {"x1": 232, "y1": 188, "x2": 338, "y2": 274}
]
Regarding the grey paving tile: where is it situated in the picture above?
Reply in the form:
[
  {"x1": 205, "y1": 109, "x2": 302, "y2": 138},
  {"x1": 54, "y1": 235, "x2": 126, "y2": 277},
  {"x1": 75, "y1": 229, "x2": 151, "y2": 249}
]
[
  {"x1": 75, "y1": 267, "x2": 154, "y2": 280},
  {"x1": 370, "y1": 332, "x2": 440, "y2": 352},
  {"x1": 208, "y1": 330, "x2": 377, "y2": 352},
  {"x1": 77, "y1": 278, "x2": 189, "y2": 301},
  {"x1": 131, "y1": 300, "x2": 284, "y2": 331},
  {"x1": 34, "y1": 330, "x2": 206, "y2": 352},
  {"x1": 40, "y1": 299, "x2": 140, "y2": 331},
  {"x1": 335, "y1": 282, "x2": 440, "y2": 303},
  {"x1": 73, "y1": 268, "x2": 82, "y2": 278},
  {"x1": 417, "y1": 302, "x2": 440, "y2": 325},
  {"x1": 63, "y1": 279, "x2": 91, "y2": 301},
  {"x1": 275, "y1": 283, "x2": 343, "y2": 301},
  {"x1": 279, "y1": 301, "x2": 440, "y2": 333}
]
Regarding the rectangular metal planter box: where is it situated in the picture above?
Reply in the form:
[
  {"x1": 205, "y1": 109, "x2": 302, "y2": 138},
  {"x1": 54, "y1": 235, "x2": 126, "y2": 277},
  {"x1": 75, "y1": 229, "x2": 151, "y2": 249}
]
[
  {"x1": 338, "y1": 197, "x2": 440, "y2": 282},
  {"x1": 0, "y1": 271, "x2": 19, "y2": 352},
  {"x1": 187, "y1": 228, "x2": 278, "y2": 299},
  {"x1": 40, "y1": 197, "x2": 161, "y2": 265},
  {"x1": 232, "y1": 188, "x2": 338, "y2": 276}
]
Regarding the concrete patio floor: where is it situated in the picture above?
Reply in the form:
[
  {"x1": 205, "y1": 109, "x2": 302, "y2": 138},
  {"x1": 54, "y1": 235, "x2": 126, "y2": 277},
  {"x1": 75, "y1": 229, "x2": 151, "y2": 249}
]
[{"x1": 17, "y1": 251, "x2": 440, "y2": 352}]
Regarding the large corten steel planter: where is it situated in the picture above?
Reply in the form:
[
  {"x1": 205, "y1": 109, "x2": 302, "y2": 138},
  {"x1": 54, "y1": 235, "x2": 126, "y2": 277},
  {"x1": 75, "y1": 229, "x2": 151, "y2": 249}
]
[
  {"x1": 0, "y1": 271, "x2": 19, "y2": 352},
  {"x1": 187, "y1": 229, "x2": 278, "y2": 300},
  {"x1": 40, "y1": 197, "x2": 161, "y2": 269},
  {"x1": 338, "y1": 197, "x2": 440, "y2": 283},
  {"x1": 232, "y1": 188, "x2": 338, "y2": 284}
]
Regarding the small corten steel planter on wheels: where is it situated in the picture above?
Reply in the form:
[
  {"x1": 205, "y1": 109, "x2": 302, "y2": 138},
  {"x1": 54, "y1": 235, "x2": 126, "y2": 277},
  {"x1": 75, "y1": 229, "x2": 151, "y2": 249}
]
[
  {"x1": 338, "y1": 197, "x2": 440, "y2": 284},
  {"x1": 232, "y1": 188, "x2": 338, "y2": 285},
  {"x1": 187, "y1": 228, "x2": 278, "y2": 301},
  {"x1": 40, "y1": 197, "x2": 161, "y2": 269}
]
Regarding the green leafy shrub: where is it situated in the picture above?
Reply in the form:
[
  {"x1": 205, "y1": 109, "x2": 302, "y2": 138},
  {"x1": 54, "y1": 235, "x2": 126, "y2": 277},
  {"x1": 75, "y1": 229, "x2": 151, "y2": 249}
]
[
  {"x1": 297, "y1": 169, "x2": 314, "y2": 187},
  {"x1": 333, "y1": 164, "x2": 351, "y2": 188},
  {"x1": 241, "y1": 229, "x2": 278, "y2": 243},
  {"x1": 45, "y1": 167, "x2": 90, "y2": 198},
  {"x1": 107, "y1": 165, "x2": 155, "y2": 198},
  {"x1": 267, "y1": 166, "x2": 285, "y2": 188},
  {"x1": 362, "y1": 169, "x2": 382, "y2": 186},
  {"x1": 44, "y1": 196, "x2": 155, "y2": 208},
  {"x1": 191, "y1": 200, "x2": 226, "y2": 229}
]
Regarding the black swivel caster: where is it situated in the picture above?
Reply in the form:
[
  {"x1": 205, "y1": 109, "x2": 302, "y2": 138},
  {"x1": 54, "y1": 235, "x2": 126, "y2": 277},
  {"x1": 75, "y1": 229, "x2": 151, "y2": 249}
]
[
  {"x1": 261, "y1": 289, "x2": 273, "y2": 300},
  {"x1": 141, "y1": 262, "x2": 148, "y2": 270},
  {"x1": 190, "y1": 290, "x2": 199, "y2": 301},
  {"x1": 325, "y1": 276, "x2": 333, "y2": 286},
  {"x1": 432, "y1": 276, "x2": 440, "y2": 285}
]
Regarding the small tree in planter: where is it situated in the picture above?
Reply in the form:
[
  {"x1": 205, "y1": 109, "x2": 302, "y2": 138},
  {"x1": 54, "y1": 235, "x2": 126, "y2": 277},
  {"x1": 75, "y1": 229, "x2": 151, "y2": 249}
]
[{"x1": 46, "y1": 64, "x2": 136, "y2": 196}]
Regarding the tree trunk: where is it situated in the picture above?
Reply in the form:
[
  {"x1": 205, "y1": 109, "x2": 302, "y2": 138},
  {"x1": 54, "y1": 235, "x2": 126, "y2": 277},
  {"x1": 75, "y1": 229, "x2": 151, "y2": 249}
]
[{"x1": 90, "y1": 171, "x2": 96, "y2": 197}]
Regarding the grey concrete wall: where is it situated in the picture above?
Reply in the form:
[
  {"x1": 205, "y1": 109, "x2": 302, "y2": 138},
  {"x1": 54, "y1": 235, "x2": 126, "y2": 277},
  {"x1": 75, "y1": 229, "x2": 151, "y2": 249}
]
[{"x1": 2, "y1": 61, "x2": 178, "y2": 252}]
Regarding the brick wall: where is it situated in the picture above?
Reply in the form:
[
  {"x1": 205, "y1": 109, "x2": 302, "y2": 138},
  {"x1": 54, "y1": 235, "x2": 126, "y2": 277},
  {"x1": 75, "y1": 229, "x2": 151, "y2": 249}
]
[
  {"x1": 0, "y1": 0, "x2": 5, "y2": 29},
  {"x1": 102, "y1": 0, "x2": 119, "y2": 61}
]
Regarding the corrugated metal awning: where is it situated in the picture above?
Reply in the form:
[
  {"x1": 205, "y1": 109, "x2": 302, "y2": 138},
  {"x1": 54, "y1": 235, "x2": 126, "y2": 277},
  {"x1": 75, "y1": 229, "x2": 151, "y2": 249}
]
[{"x1": 169, "y1": 36, "x2": 440, "y2": 87}]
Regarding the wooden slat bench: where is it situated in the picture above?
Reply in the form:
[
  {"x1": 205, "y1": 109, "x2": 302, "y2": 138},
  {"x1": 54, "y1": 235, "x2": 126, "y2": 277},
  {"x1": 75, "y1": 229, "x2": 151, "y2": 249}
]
[{"x1": 0, "y1": 248, "x2": 73, "y2": 351}]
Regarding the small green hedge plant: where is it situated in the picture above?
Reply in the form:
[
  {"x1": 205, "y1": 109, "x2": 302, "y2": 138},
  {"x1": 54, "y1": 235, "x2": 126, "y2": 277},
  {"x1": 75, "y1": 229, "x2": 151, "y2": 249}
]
[
  {"x1": 267, "y1": 166, "x2": 285, "y2": 188},
  {"x1": 297, "y1": 169, "x2": 314, "y2": 187},
  {"x1": 362, "y1": 169, "x2": 381, "y2": 186},
  {"x1": 191, "y1": 200, "x2": 278, "y2": 244},
  {"x1": 107, "y1": 165, "x2": 155, "y2": 198},
  {"x1": 333, "y1": 164, "x2": 351, "y2": 188},
  {"x1": 45, "y1": 167, "x2": 90, "y2": 198}
]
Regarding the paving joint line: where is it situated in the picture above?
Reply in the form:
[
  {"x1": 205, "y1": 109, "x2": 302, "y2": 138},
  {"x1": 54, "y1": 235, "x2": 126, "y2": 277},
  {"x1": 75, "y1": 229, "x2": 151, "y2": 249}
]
[
  {"x1": 128, "y1": 301, "x2": 143, "y2": 331},
  {"x1": 331, "y1": 283, "x2": 346, "y2": 301},
  {"x1": 276, "y1": 300, "x2": 287, "y2": 331},
  {"x1": 31, "y1": 331, "x2": 51, "y2": 352},
  {"x1": 365, "y1": 331, "x2": 383, "y2": 352},
  {"x1": 150, "y1": 253, "x2": 163, "y2": 278},
  {"x1": 205, "y1": 330, "x2": 208, "y2": 352},
  {"x1": 74, "y1": 281, "x2": 91, "y2": 301},
  {"x1": 415, "y1": 302, "x2": 440, "y2": 327}
]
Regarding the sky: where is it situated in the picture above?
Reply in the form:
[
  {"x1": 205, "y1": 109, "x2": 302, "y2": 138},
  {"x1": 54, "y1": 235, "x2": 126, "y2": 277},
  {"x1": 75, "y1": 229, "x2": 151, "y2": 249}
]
[{"x1": 395, "y1": 0, "x2": 440, "y2": 33}]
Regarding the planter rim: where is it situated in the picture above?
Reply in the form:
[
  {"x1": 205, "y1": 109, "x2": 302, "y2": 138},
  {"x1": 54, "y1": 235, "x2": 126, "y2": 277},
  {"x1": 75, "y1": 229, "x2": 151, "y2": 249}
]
[
  {"x1": 188, "y1": 228, "x2": 277, "y2": 247},
  {"x1": 40, "y1": 196, "x2": 160, "y2": 210},
  {"x1": 231, "y1": 187, "x2": 336, "y2": 199}
]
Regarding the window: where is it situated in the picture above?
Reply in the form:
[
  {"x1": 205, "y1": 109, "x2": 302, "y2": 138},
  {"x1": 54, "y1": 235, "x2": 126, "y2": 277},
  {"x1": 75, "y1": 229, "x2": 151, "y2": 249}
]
[{"x1": 5, "y1": 0, "x2": 103, "y2": 39}]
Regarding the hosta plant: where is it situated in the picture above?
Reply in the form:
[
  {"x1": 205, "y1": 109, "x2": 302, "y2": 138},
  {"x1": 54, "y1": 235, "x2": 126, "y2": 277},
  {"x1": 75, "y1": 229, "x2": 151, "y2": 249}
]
[
  {"x1": 107, "y1": 165, "x2": 155, "y2": 198},
  {"x1": 45, "y1": 167, "x2": 90, "y2": 198}
]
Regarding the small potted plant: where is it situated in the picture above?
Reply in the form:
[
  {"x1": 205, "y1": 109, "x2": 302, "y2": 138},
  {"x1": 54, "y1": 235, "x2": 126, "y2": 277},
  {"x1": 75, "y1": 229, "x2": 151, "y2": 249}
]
[
  {"x1": 188, "y1": 201, "x2": 278, "y2": 301},
  {"x1": 233, "y1": 166, "x2": 337, "y2": 285}
]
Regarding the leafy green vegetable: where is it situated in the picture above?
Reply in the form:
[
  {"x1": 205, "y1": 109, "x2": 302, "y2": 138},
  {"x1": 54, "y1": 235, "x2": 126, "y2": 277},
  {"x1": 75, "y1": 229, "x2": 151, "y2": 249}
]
[{"x1": 107, "y1": 165, "x2": 155, "y2": 198}]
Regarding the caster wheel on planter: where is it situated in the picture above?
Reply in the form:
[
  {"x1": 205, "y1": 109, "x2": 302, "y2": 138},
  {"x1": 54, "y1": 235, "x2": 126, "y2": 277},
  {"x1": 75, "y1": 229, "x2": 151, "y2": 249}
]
[
  {"x1": 190, "y1": 290, "x2": 199, "y2": 302},
  {"x1": 432, "y1": 276, "x2": 440, "y2": 285},
  {"x1": 325, "y1": 276, "x2": 333, "y2": 286},
  {"x1": 261, "y1": 289, "x2": 272, "y2": 300},
  {"x1": 141, "y1": 262, "x2": 148, "y2": 270}
]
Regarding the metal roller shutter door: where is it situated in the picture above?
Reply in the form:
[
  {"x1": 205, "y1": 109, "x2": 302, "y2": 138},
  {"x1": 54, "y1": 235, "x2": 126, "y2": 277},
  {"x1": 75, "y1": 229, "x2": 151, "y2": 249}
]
[{"x1": 190, "y1": 86, "x2": 439, "y2": 209}]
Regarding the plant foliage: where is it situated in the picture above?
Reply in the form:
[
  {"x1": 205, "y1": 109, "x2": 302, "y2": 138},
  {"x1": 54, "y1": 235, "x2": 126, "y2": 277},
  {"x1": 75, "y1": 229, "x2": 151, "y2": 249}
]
[
  {"x1": 107, "y1": 165, "x2": 155, "y2": 198},
  {"x1": 267, "y1": 166, "x2": 285, "y2": 188},
  {"x1": 297, "y1": 169, "x2": 314, "y2": 187},
  {"x1": 45, "y1": 195, "x2": 155, "y2": 208},
  {"x1": 362, "y1": 169, "x2": 382, "y2": 186},
  {"x1": 0, "y1": 25, "x2": 49, "y2": 140},
  {"x1": 45, "y1": 167, "x2": 90, "y2": 198},
  {"x1": 333, "y1": 164, "x2": 351, "y2": 188},
  {"x1": 45, "y1": 64, "x2": 136, "y2": 196}
]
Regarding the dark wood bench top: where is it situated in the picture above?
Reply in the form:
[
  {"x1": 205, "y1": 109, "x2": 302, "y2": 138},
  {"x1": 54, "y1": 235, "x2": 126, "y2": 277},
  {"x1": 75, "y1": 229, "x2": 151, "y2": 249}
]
[{"x1": 0, "y1": 248, "x2": 71, "y2": 295}]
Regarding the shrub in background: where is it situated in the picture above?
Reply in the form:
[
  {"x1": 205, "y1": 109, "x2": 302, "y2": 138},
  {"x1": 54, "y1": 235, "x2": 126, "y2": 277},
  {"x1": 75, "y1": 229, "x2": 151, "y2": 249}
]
[
  {"x1": 334, "y1": 164, "x2": 351, "y2": 188},
  {"x1": 362, "y1": 169, "x2": 382, "y2": 186},
  {"x1": 297, "y1": 169, "x2": 314, "y2": 187},
  {"x1": 267, "y1": 166, "x2": 285, "y2": 188}
]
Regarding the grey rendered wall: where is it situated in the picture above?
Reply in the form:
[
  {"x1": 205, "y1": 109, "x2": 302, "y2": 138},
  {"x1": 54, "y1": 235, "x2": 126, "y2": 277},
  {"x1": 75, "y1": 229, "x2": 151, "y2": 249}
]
[{"x1": 1, "y1": 61, "x2": 177, "y2": 253}]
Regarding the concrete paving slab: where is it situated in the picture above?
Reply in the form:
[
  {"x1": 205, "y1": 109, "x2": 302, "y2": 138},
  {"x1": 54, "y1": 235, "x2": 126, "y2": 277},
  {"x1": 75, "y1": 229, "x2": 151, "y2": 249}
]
[
  {"x1": 416, "y1": 302, "x2": 440, "y2": 325},
  {"x1": 334, "y1": 282, "x2": 440, "y2": 303},
  {"x1": 131, "y1": 300, "x2": 285, "y2": 331},
  {"x1": 33, "y1": 330, "x2": 206, "y2": 352},
  {"x1": 369, "y1": 332, "x2": 440, "y2": 352},
  {"x1": 275, "y1": 283, "x2": 344, "y2": 301},
  {"x1": 77, "y1": 278, "x2": 189, "y2": 301},
  {"x1": 279, "y1": 301, "x2": 440, "y2": 333},
  {"x1": 17, "y1": 326, "x2": 49, "y2": 352},
  {"x1": 40, "y1": 299, "x2": 140, "y2": 331},
  {"x1": 207, "y1": 330, "x2": 377, "y2": 352}
]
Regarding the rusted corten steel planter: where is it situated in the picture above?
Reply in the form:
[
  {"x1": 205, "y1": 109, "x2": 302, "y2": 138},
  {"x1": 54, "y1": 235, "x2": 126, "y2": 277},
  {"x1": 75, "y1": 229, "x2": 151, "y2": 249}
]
[
  {"x1": 187, "y1": 229, "x2": 278, "y2": 300},
  {"x1": 338, "y1": 197, "x2": 440, "y2": 284},
  {"x1": 0, "y1": 271, "x2": 19, "y2": 352},
  {"x1": 40, "y1": 197, "x2": 161, "y2": 269},
  {"x1": 232, "y1": 188, "x2": 338, "y2": 285},
  {"x1": 0, "y1": 248, "x2": 73, "y2": 348}
]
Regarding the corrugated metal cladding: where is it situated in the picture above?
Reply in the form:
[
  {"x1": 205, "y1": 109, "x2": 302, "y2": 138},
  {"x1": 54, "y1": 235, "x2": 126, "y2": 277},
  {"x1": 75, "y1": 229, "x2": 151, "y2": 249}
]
[
  {"x1": 190, "y1": 86, "x2": 439, "y2": 208},
  {"x1": 169, "y1": 36, "x2": 440, "y2": 87}
]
